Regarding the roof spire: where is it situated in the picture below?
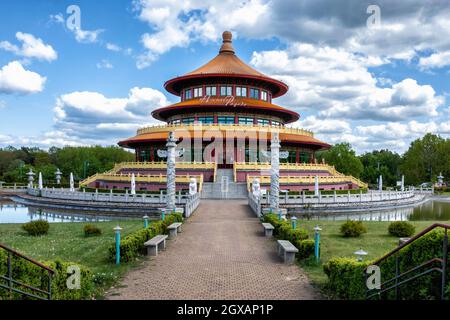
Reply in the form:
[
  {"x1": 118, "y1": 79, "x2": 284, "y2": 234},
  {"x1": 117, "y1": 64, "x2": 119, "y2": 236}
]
[{"x1": 219, "y1": 31, "x2": 235, "y2": 54}]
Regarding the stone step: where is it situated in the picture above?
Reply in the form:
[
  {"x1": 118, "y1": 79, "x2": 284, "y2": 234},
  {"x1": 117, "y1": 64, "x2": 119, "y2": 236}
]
[{"x1": 201, "y1": 181, "x2": 248, "y2": 199}]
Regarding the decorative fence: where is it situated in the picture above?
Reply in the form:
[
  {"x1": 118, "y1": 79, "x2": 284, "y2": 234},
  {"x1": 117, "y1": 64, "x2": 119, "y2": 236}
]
[
  {"x1": 26, "y1": 188, "x2": 201, "y2": 217},
  {"x1": 248, "y1": 188, "x2": 432, "y2": 216}
]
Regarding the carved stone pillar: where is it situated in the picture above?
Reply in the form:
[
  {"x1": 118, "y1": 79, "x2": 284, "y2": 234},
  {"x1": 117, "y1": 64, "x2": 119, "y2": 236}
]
[
  {"x1": 166, "y1": 132, "x2": 177, "y2": 212},
  {"x1": 270, "y1": 132, "x2": 280, "y2": 211}
]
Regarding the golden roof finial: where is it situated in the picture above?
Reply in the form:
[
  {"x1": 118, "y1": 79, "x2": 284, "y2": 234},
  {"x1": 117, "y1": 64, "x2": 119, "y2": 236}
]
[{"x1": 219, "y1": 31, "x2": 235, "y2": 54}]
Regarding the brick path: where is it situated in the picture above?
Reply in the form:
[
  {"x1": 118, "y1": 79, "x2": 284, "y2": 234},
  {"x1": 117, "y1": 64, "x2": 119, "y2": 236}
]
[{"x1": 106, "y1": 200, "x2": 321, "y2": 300}]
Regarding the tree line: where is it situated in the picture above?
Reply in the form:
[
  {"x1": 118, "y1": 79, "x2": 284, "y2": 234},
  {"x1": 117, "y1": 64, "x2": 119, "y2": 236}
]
[
  {"x1": 0, "y1": 133, "x2": 448, "y2": 187},
  {"x1": 0, "y1": 146, "x2": 134, "y2": 184},
  {"x1": 317, "y1": 133, "x2": 450, "y2": 187}
]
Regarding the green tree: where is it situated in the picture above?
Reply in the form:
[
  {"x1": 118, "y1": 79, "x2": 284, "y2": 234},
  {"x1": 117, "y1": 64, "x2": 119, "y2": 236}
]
[
  {"x1": 360, "y1": 150, "x2": 402, "y2": 187},
  {"x1": 317, "y1": 143, "x2": 364, "y2": 178},
  {"x1": 400, "y1": 133, "x2": 448, "y2": 185}
]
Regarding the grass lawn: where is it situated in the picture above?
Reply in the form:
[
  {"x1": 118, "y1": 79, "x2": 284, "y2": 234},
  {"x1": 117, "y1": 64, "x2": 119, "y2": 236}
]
[
  {"x1": 0, "y1": 220, "x2": 145, "y2": 298},
  {"x1": 296, "y1": 220, "x2": 450, "y2": 292}
]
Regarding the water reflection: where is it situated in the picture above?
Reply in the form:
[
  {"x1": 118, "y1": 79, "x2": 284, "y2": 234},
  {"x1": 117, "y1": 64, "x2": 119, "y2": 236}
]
[
  {"x1": 292, "y1": 200, "x2": 450, "y2": 221},
  {"x1": 0, "y1": 198, "x2": 129, "y2": 223}
]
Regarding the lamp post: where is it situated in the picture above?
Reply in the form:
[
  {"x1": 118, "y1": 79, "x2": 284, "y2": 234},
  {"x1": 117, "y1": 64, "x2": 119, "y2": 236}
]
[
  {"x1": 314, "y1": 225, "x2": 322, "y2": 263},
  {"x1": 291, "y1": 216, "x2": 297, "y2": 229},
  {"x1": 26, "y1": 169, "x2": 35, "y2": 188},
  {"x1": 55, "y1": 168, "x2": 62, "y2": 185},
  {"x1": 278, "y1": 209, "x2": 282, "y2": 221},
  {"x1": 114, "y1": 226, "x2": 122, "y2": 265},
  {"x1": 354, "y1": 248, "x2": 368, "y2": 262},
  {"x1": 143, "y1": 215, "x2": 149, "y2": 228}
]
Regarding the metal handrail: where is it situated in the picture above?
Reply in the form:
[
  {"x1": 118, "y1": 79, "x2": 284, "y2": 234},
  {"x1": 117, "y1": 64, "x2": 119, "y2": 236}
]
[
  {"x1": 365, "y1": 223, "x2": 449, "y2": 300},
  {"x1": 0, "y1": 243, "x2": 54, "y2": 300},
  {"x1": 368, "y1": 223, "x2": 450, "y2": 266}
]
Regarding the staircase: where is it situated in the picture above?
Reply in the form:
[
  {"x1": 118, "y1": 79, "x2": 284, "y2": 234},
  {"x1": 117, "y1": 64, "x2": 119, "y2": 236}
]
[{"x1": 201, "y1": 169, "x2": 248, "y2": 199}]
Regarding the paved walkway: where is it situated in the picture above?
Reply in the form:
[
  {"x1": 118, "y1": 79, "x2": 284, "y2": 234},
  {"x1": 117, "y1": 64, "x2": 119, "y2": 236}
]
[{"x1": 106, "y1": 200, "x2": 321, "y2": 300}]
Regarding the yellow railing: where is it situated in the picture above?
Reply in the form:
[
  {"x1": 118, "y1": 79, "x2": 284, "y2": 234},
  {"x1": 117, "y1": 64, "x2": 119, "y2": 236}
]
[
  {"x1": 80, "y1": 173, "x2": 204, "y2": 192},
  {"x1": 246, "y1": 175, "x2": 368, "y2": 191},
  {"x1": 136, "y1": 123, "x2": 314, "y2": 137},
  {"x1": 111, "y1": 161, "x2": 217, "y2": 173},
  {"x1": 234, "y1": 162, "x2": 345, "y2": 181}
]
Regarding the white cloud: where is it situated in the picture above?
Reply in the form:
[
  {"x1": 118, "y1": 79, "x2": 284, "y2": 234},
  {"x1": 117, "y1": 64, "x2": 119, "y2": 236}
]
[
  {"x1": 53, "y1": 87, "x2": 169, "y2": 143},
  {"x1": 48, "y1": 12, "x2": 103, "y2": 44},
  {"x1": 106, "y1": 43, "x2": 121, "y2": 52},
  {"x1": 96, "y1": 59, "x2": 113, "y2": 69},
  {"x1": 0, "y1": 61, "x2": 46, "y2": 94},
  {"x1": 419, "y1": 51, "x2": 450, "y2": 69},
  {"x1": 73, "y1": 28, "x2": 103, "y2": 44},
  {"x1": 291, "y1": 116, "x2": 352, "y2": 135},
  {"x1": 251, "y1": 44, "x2": 444, "y2": 122},
  {"x1": 0, "y1": 32, "x2": 57, "y2": 62},
  {"x1": 133, "y1": 0, "x2": 269, "y2": 67}
]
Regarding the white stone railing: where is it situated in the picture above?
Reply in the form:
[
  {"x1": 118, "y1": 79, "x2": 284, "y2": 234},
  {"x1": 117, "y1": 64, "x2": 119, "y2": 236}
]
[
  {"x1": 184, "y1": 193, "x2": 200, "y2": 218},
  {"x1": 27, "y1": 188, "x2": 195, "y2": 205},
  {"x1": 248, "y1": 191, "x2": 262, "y2": 217},
  {"x1": 260, "y1": 190, "x2": 417, "y2": 205}
]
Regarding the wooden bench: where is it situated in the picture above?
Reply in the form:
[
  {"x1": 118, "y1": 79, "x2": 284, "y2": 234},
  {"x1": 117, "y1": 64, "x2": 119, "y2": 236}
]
[
  {"x1": 277, "y1": 240, "x2": 298, "y2": 264},
  {"x1": 262, "y1": 223, "x2": 274, "y2": 237},
  {"x1": 144, "y1": 235, "x2": 168, "y2": 256},
  {"x1": 168, "y1": 222, "x2": 182, "y2": 239}
]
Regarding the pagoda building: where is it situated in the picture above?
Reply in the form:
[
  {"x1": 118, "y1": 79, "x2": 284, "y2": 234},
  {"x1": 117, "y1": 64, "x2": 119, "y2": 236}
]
[{"x1": 81, "y1": 31, "x2": 367, "y2": 195}]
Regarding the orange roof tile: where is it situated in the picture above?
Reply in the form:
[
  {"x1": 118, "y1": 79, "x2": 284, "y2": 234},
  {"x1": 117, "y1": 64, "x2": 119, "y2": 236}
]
[
  {"x1": 118, "y1": 129, "x2": 330, "y2": 150},
  {"x1": 152, "y1": 97, "x2": 300, "y2": 123}
]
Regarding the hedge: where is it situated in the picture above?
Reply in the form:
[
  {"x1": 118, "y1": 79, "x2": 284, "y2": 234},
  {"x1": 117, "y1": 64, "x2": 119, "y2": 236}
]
[
  {"x1": 323, "y1": 229, "x2": 450, "y2": 300},
  {"x1": 263, "y1": 214, "x2": 313, "y2": 260},
  {"x1": 323, "y1": 257, "x2": 370, "y2": 300},
  {"x1": 0, "y1": 250, "x2": 94, "y2": 300},
  {"x1": 108, "y1": 213, "x2": 183, "y2": 263}
]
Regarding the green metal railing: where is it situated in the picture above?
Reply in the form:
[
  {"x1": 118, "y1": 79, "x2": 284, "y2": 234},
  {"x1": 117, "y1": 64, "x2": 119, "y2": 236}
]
[
  {"x1": 365, "y1": 223, "x2": 449, "y2": 300},
  {"x1": 0, "y1": 243, "x2": 55, "y2": 300}
]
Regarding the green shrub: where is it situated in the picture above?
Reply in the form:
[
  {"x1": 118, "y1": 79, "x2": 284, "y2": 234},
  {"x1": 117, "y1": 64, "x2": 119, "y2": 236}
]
[
  {"x1": 324, "y1": 229, "x2": 450, "y2": 300},
  {"x1": 340, "y1": 220, "x2": 367, "y2": 238},
  {"x1": 263, "y1": 214, "x2": 311, "y2": 260},
  {"x1": 22, "y1": 220, "x2": 49, "y2": 236},
  {"x1": 388, "y1": 221, "x2": 415, "y2": 237},
  {"x1": 83, "y1": 224, "x2": 102, "y2": 237},
  {"x1": 109, "y1": 213, "x2": 183, "y2": 263},
  {"x1": 378, "y1": 229, "x2": 449, "y2": 300},
  {"x1": 0, "y1": 250, "x2": 94, "y2": 300},
  {"x1": 323, "y1": 257, "x2": 370, "y2": 300},
  {"x1": 296, "y1": 239, "x2": 315, "y2": 259}
]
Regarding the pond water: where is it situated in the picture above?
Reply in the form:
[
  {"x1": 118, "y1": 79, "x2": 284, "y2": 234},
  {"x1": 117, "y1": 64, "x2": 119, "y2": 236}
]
[
  {"x1": 296, "y1": 199, "x2": 450, "y2": 221},
  {"x1": 1, "y1": 196, "x2": 449, "y2": 224},
  {"x1": 0, "y1": 198, "x2": 135, "y2": 224}
]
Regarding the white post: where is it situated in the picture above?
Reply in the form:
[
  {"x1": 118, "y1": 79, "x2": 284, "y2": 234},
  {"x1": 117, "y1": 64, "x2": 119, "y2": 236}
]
[
  {"x1": 131, "y1": 173, "x2": 136, "y2": 195},
  {"x1": 314, "y1": 175, "x2": 319, "y2": 197},
  {"x1": 401, "y1": 175, "x2": 405, "y2": 192},
  {"x1": 166, "y1": 132, "x2": 177, "y2": 212},
  {"x1": 269, "y1": 132, "x2": 280, "y2": 211},
  {"x1": 38, "y1": 172, "x2": 43, "y2": 190},
  {"x1": 378, "y1": 175, "x2": 383, "y2": 192},
  {"x1": 69, "y1": 173, "x2": 75, "y2": 192}
]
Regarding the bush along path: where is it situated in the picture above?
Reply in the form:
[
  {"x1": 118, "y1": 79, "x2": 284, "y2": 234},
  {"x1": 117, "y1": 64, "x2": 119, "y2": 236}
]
[{"x1": 106, "y1": 200, "x2": 321, "y2": 300}]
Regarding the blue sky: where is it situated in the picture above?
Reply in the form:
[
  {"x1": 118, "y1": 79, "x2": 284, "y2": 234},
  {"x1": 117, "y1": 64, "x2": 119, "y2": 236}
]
[{"x1": 0, "y1": 0, "x2": 449, "y2": 154}]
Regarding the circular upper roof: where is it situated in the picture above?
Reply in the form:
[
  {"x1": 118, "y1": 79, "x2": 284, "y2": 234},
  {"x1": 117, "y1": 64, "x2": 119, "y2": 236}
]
[{"x1": 164, "y1": 31, "x2": 288, "y2": 98}]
